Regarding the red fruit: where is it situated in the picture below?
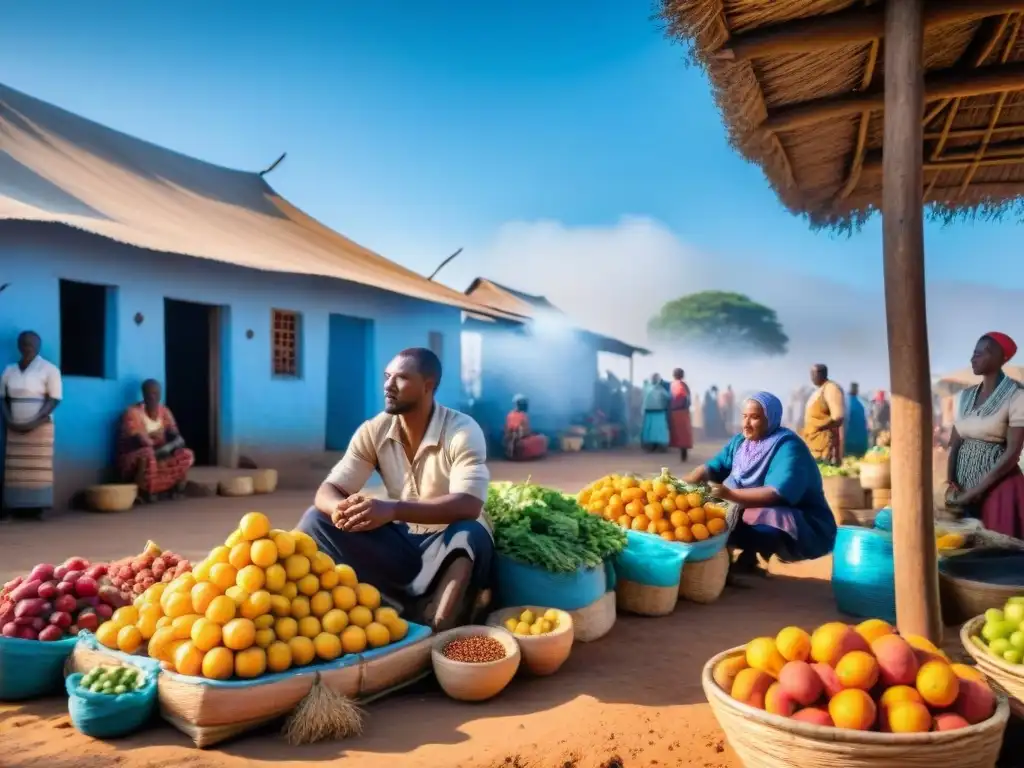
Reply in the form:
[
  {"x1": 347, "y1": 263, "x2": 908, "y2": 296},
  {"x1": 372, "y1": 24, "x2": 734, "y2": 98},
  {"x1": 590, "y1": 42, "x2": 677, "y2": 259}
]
[
  {"x1": 132, "y1": 583, "x2": 145, "y2": 595},
  {"x1": 62, "y1": 570, "x2": 83, "y2": 584},
  {"x1": 934, "y1": 713, "x2": 971, "y2": 731},
  {"x1": 63, "y1": 557, "x2": 89, "y2": 572},
  {"x1": 74, "y1": 577, "x2": 98, "y2": 598},
  {"x1": 53, "y1": 565, "x2": 69, "y2": 581},
  {"x1": 29, "y1": 617, "x2": 46, "y2": 631},
  {"x1": 3, "y1": 576, "x2": 24, "y2": 595},
  {"x1": 810, "y1": 663, "x2": 844, "y2": 698},
  {"x1": 95, "y1": 603, "x2": 113, "y2": 619},
  {"x1": 38, "y1": 624, "x2": 64, "y2": 642},
  {"x1": 55, "y1": 582, "x2": 76, "y2": 597},
  {"x1": 53, "y1": 594, "x2": 77, "y2": 613},
  {"x1": 118, "y1": 566, "x2": 133, "y2": 580},
  {"x1": 9, "y1": 579, "x2": 41, "y2": 602},
  {"x1": 14, "y1": 598, "x2": 45, "y2": 618},
  {"x1": 792, "y1": 707, "x2": 834, "y2": 726},
  {"x1": 76, "y1": 611, "x2": 99, "y2": 632},
  {"x1": 49, "y1": 611, "x2": 72, "y2": 629},
  {"x1": 29, "y1": 564, "x2": 55, "y2": 582},
  {"x1": 16, "y1": 626, "x2": 38, "y2": 640},
  {"x1": 37, "y1": 581, "x2": 58, "y2": 600},
  {"x1": 955, "y1": 680, "x2": 997, "y2": 724},
  {"x1": 84, "y1": 564, "x2": 108, "y2": 580},
  {"x1": 98, "y1": 585, "x2": 123, "y2": 606},
  {"x1": 69, "y1": 624, "x2": 79, "y2": 634},
  {"x1": 152, "y1": 557, "x2": 166, "y2": 571},
  {"x1": 137, "y1": 569, "x2": 153, "y2": 581},
  {"x1": 1, "y1": 623, "x2": 17, "y2": 637}
]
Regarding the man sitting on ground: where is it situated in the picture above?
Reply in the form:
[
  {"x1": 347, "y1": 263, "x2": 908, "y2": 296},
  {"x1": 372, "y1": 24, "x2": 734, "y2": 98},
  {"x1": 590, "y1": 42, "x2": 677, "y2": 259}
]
[{"x1": 297, "y1": 347, "x2": 493, "y2": 631}]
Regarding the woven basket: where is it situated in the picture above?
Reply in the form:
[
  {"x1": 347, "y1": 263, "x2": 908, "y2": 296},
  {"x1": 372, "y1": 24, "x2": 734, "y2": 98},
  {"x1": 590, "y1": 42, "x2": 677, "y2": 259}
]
[
  {"x1": 960, "y1": 616, "x2": 1024, "y2": 719},
  {"x1": 616, "y1": 579, "x2": 678, "y2": 617},
  {"x1": 251, "y1": 469, "x2": 278, "y2": 494},
  {"x1": 939, "y1": 551, "x2": 1024, "y2": 624},
  {"x1": 871, "y1": 489, "x2": 891, "y2": 509},
  {"x1": 831, "y1": 526, "x2": 896, "y2": 624},
  {"x1": 569, "y1": 591, "x2": 616, "y2": 642},
  {"x1": 560, "y1": 436, "x2": 584, "y2": 452},
  {"x1": 824, "y1": 476, "x2": 867, "y2": 525},
  {"x1": 703, "y1": 646, "x2": 1010, "y2": 768},
  {"x1": 85, "y1": 484, "x2": 138, "y2": 512},
  {"x1": 218, "y1": 476, "x2": 254, "y2": 497},
  {"x1": 859, "y1": 461, "x2": 891, "y2": 491},
  {"x1": 679, "y1": 548, "x2": 729, "y2": 604}
]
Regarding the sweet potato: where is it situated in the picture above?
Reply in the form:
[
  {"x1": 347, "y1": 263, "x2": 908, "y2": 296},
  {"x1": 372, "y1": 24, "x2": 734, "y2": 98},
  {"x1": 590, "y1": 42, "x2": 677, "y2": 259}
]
[
  {"x1": 14, "y1": 598, "x2": 46, "y2": 618},
  {"x1": 9, "y1": 579, "x2": 41, "y2": 602},
  {"x1": 37, "y1": 581, "x2": 58, "y2": 600},
  {"x1": 29, "y1": 564, "x2": 55, "y2": 582},
  {"x1": 38, "y1": 625, "x2": 63, "y2": 641},
  {"x1": 62, "y1": 570, "x2": 83, "y2": 584}
]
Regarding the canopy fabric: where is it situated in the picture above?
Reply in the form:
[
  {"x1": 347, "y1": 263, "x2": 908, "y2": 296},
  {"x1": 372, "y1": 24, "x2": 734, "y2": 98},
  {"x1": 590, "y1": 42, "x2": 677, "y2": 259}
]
[{"x1": 0, "y1": 83, "x2": 523, "y2": 320}]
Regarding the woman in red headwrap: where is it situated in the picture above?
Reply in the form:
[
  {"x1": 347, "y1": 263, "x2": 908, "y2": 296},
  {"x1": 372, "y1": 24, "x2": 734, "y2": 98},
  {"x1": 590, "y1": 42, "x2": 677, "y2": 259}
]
[{"x1": 946, "y1": 332, "x2": 1024, "y2": 538}]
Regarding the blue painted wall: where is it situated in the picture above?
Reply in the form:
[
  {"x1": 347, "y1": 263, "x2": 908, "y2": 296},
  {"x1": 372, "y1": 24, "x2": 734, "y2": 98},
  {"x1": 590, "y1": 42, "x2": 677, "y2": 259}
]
[{"x1": 0, "y1": 223, "x2": 464, "y2": 504}]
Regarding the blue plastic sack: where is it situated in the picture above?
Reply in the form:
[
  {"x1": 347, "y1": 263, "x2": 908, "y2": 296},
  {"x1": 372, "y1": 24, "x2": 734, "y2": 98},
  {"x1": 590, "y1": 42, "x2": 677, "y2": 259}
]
[
  {"x1": 831, "y1": 525, "x2": 896, "y2": 623},
  {"x1": 874, "y1": 507, "x2": 893, "y2": 532},
  {"x1": 66, "y1": 669, "x2": 157, "y2": 739},
  {"x1": 613, "y1": 531, "x2": 688, "y2": 588},
  {"x1": 494, "y1": 553, "x2": 610, "y2": 611},
  {"x1": 0, "y1": 634, "x2": 78, "y2": 701}
]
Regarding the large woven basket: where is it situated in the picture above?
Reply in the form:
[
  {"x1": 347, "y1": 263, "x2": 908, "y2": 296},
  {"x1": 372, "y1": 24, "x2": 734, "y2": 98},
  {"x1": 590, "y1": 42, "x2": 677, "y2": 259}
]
[
  {"x1": 960, "y1": 616, "x2": 1024, "y2": 719},
  {"x1": 679, "y1": 548, "x2": 729, "y2": 604},
  {"x1": 702, "y1": 646, "x2": 1009, "y2": 768},
  {"x1": 858, "y1": 461, "x2": 891, "y2": 491},
  {"x1": 615, "y1": 579, "x2": 678, "y2": 617}
]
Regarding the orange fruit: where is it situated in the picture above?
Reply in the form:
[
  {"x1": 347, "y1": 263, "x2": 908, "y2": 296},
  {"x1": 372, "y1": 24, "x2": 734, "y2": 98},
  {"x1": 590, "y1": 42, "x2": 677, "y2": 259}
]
[
  {"x1": 917, "y1": 660, "x2": 959, "y2": 708},
  {"x1": 116, "y1": 624, "x2": 144, "y2": 653},
  {"x1": 271, "y1": 530, "x2": 296, "y2": 559},
  {"x1": 284, "y1": 554, "x2": 311, "y2": 581},
  {"x1": 209, "y1": 563, "x2": 238, "y2": 591},
  {"x1": 266, "y1": 641, "x2": 292, "y2": 673},
  {"x1": 855, "y1": 618, "x2": 894, "y2": 644},
  {"x1": 164, "y1": 591, "x2": 193, "y2": 619},
  {"x1": 190, "y1": 617, "x2": 223, "y2": 652},
  {"x1": 706, "y1": 518, "x2": 726, "y2": 536},
  {"x1": 275, "y1": 616, "x2": 299, "y2": 642},
  {"x1": 297, "y1": 574, "x2": 320, "y2": 597},
  {"x1": 661, "y1": 497, "x2": 677, "y2": 513},
  {"x1": 264, "y1": 563, "x2": 287, "y2": 593},
  {"x1": 236, "y1": 564, "x2": 266, "y2": 593},
  {"x1": 250, "y1": 538, "x2": 279, "y2": 568},
  {"x1": 191, "y1": 582, "x2": 222, "y2": 615},
  {"x1": 775, "y1": 626, "x2": 811, "y2": 662},
  {"x1": 331, "y1": 586, "x2": 357, "y2": 611},
  {"x1": 669, "y1": 511, "x2": 688, "y2": 528},
  {"x1": 96, "y1": 621, "x2": 121, "y2": 649},
  {"x1": 288, "y1": 635, "x2": 316, "y2": 666},
  {"x1": 201, "y1": 647, "x2": 234, "y2": 680},
  {"x1": 828, "y1": 688, "x2": 876, "y2": 731},
  {"x1": 222, "y1": 618, "x2": 257, "y2": 651},
  {"x1": 691, "y1": 523, "x2": 710, "y2": 541},
  {"x1": 687, "y1": 508, "x2": 706, "y2": 525},
  {"x1": 654, "y1": 519, "x2": 672, "y2": 534},
  {"x1": 631, "y1": 515, "x2": 650, "y2": 531},
  {"x1": 617, "y1": 514, "x2": 631, "y2": 528},
  {"x1": 240, "y1": 590, "x2": 272, "y2": 620},
  {"x1": 205, "y1": 595, "x2": 237, "y2": 624},
  {"x1": 835, "y1": 650, "x2": 879, "y2": 690},
  {"x1": 171, "y1": 613, "x2": 203, "y2": 640},
  {"x1": 625, "y1": 500, "x2": 644, "y2": 517},
  {"x1": 340, "y1": 625, "x2": 367, "y2": 654},
  {"x1": 238, "y1": 512, "x2": 271, "y2": 541},
  {"x1": 685, "y1": 492, "x2": 703, "y2": 509},
  {"x1": 290, "y1": 530, "x2": 318, "y2": 558},
  {"x1": 746, "y1": 637, "x2": 786, "y2": 677},
  {"x1": 228, "y1": 541, "x2": 252, "y2": 569},
  {"x1": 660, "y1": 531, "x2": 676, "y2": 541},
  {"x1": 675, "y1": 526, "x2": 694, "y2": 543},
  {"x1": 207, "y1": 545, "x2": 231, "y2": 565},
  {"x1": 313, "y1": 631, "x2": 343, "y2": 660},
  {"x1": 887, "y1": 700, "x2": 932, "y2": 733},
  {"x1": 645, "y1": 504, "x2": 664, "y2": 522},
  {"x1": 173, "y1": 641, "x2": 205, "y2": 676},
  {"x1": 234, "y1": 647, "x2": 267, "y2": 678}
]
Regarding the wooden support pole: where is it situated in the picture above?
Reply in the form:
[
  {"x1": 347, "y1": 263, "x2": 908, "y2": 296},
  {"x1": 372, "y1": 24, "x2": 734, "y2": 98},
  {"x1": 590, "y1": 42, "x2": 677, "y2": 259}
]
[
  {"x1": 715, "y1": 0, "x2": 1024, "y2": 61},
  {"x1": 882, "y1": 0, "x2": 942, "y2": 644}
]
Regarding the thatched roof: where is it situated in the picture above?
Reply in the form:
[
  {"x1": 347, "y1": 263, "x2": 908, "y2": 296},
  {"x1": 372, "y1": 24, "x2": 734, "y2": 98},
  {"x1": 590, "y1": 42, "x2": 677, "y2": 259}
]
[{"x1": 659, "y1": 0, "x2": 1024, "y2": 228}]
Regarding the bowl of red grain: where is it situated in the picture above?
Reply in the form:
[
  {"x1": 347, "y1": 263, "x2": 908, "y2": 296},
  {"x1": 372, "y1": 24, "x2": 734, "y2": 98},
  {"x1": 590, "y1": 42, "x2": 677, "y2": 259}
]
[{"x1": 431, "y1": 625, "x2": 521, "y2": 702}]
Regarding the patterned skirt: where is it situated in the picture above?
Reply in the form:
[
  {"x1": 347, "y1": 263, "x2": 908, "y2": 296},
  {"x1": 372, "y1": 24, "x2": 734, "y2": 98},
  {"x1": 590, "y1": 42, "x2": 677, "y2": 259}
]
[{"x1": 3, "y1": 421, "x2": 55, "y2": 509}]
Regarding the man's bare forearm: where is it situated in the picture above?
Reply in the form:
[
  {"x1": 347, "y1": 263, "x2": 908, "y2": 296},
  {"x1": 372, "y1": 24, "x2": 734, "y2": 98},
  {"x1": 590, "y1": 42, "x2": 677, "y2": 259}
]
[
  {"x1": 314, "y1": 482, "x2": 348, "y2": 517},
  {"x1": 393, "y1": 493, "x2": 482, "y2": 526}
]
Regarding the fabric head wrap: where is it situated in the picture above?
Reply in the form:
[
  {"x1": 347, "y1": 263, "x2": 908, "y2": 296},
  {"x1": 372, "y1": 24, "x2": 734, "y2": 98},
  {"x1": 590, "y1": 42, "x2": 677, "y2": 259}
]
[{"x1": 984, "y1": 332, "x2": 1017, "y2": 362}]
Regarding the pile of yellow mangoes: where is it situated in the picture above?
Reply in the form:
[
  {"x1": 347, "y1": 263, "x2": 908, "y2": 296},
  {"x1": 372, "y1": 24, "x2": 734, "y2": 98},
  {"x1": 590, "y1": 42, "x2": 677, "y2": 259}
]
[
  {"x1": 577, "y1": 468, "x2": 727, "y2": 542},
  {"x1": 95, "y1": 512, "x2": 408, "y2": 680}
]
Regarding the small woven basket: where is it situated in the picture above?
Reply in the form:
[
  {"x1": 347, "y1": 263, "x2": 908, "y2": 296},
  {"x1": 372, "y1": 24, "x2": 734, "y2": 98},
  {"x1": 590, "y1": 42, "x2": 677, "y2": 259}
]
[
  {"x1": 703, "y1": 645, "x2": 1010, "y2": 768},
  {"x1": 939, "y1": 552, "x2": 1024, "y2": 624},
  {"x1": 615, "y1": 579, "x2": 678, "y2": 617},
  {"x1": 85, "y1": 484, "x2": 138, "y2": 512},
  {"x1": 679, "y1": 548, "x2": 729, "y2": 604},
  {"x1": 960, "y1": 615, "x2": 1024, "y2": 719}
]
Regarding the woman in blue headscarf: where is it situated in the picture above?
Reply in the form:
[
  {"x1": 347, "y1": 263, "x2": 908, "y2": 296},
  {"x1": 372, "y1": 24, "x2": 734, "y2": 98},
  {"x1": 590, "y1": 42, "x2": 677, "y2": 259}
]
[{"x1": 684, "y1": 391, "x2": 837, "y2": 574}]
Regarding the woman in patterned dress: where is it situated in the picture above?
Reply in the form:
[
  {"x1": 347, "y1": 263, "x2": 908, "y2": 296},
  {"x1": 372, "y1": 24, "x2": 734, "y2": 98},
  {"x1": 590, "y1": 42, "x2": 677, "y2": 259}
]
[
  {"x1": 946, "y1": 333, "x2": 1024, "y2": 538},
  {"x1": 117, "y1": 379, "x2": 194, "y2": 502}
]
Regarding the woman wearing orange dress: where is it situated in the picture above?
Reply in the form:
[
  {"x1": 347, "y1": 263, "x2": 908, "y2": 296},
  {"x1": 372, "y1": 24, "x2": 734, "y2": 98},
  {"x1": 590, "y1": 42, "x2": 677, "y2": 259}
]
[
  {"x1": 504, "y1": 395, "x2": 549, "y2": 461},
  {"x1": 668, "y1": 368, "x2": 694, "y2": 461}
]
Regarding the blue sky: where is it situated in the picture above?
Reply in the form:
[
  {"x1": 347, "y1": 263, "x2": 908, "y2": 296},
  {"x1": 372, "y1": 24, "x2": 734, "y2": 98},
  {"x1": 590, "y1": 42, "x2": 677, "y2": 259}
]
[{"x1": 3, "y1": 1, "x2": 1023, "y2": 388}]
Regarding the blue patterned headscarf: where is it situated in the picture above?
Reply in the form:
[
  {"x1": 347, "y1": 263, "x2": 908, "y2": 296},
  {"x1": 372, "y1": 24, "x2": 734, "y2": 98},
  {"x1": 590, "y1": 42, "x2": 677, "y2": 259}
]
[{"x1": 726, "y1": 391, "x2": 793, "y2": 489}]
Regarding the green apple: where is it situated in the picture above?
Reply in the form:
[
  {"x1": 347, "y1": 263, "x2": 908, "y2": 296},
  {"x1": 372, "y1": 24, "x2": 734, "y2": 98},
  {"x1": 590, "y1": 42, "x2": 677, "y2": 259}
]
[
  {"x1": 1006, "y1": 596, "x2": 1024, "y2": 606},
  {"x1": 986, "y1": 608, "x2": 1005, "y2": 624},
  {"x1": 990, "y1": 638, "x2": 1012, "y2": 656},
  {"x1": 1011, "y1": 631, "x2": 1024, "y2": 651},
  {"x1": 1003, "y1": 649, "x2": 1023, "y2": 665},
  {"x1": 999, "y1": 620, "x2": 1021, "y2": 638},
  {"x1": 1004, "y1": 601, "x2": 1024, "y2": 624}
]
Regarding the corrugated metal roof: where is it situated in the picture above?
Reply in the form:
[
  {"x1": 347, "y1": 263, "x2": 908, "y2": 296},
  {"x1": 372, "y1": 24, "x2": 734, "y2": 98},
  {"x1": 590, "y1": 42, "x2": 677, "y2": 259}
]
[{"x1": 0, "y1": 83, "x2": 525, "y2": 321}]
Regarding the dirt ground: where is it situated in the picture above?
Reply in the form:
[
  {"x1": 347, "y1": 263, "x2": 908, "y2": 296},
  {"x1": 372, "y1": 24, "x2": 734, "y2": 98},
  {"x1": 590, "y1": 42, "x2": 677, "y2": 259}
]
[{"x1": 0, "y1": 447, "x2": 853, "y2": 768}]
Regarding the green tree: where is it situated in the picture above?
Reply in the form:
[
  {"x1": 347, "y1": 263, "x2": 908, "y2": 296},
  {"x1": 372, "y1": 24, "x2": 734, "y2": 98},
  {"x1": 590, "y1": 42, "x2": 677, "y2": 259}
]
[{"x1": 648, "y1": 291, "x2": 789, "y2": 356}]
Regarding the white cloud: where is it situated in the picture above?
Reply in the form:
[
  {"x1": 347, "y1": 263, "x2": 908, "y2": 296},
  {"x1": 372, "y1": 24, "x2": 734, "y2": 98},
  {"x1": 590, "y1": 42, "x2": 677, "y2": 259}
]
[{"x1": 449, "y1": 216, "x2": 1024, "y2": 399}]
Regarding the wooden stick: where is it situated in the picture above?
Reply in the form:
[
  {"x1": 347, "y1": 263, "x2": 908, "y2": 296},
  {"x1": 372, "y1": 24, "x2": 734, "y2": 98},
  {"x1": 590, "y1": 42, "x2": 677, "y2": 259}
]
[
  {"x1": 882, "y1": 0, "x2": 942, "y2": 645},
  {"x1": 715, "y1": 0, "x2": 1024, "y2": 60},
  {"x1": 925, "y1": 121, "x2": 1024, "y2": 139},
  {"x1": 763, "y1": 61, "x2": 1024, "y2": 133},
  {"x1": 931, "y1": 97, "x2": 962, "y2": 160},
  {"x1": 837, "y1": 38, "x2": 881, "y2": 201}
]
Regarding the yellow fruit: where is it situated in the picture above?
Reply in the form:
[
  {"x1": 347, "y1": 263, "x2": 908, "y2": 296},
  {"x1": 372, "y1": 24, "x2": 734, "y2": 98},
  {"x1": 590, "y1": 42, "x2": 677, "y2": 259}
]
[
  {"x1": 775, "y1": 626, "x2": 812, "y2": 662},
  {"x1": 191, "y1": 560, "x2": 212, "y2": 582},
  {"x1": 314, "y1": 631, "x2": 343, "y2": 661},
  {"x1": 676, "y1": 526, "x2": 694, "y2": 543},
  {"x1": 225, "y1": 586, "x2": 249, "y2": 606},
  {"x1": 202, "y1": 647, "x2": 234, "y2": 680},
  {"x1": 341, "y1": 625, "x2": 367, "y2": 654},
  {"x1": 335, "y1": 564, "x2": 358, "y2": 587},
  {"x1": 310, "y1": 591, "x2": 334, "y2": 617},
  {"x1": 191, "y1": 582, "x2": 222, "y2": 615},
  {"x1": 310, "y1": 551, "x2": 334, "y2": 575},
  {"x1": 519, "y1": 609, "x2": 536, "y2": 625},
  {"x1": 503, "y1": 617, "x2": 518, "y2": 633},
  {"x1": 270, "y1": 595, "x2": 291, "y2": 617},
  {"x1": 746, "y1": 637, "x2": 786, "y2": 677},
  {"x1": 209, "y1": 563, "x2": 238, "y2": 591},
  {"x1": 235, "y1": 646, "x2": 267, "y2": 678},
  {"x1": 156, "y1": 616, "x2": 172, "y2": 630},
  {"x1": 691, "y1": 523, "x2": 710, "y2": 541},
  {"x1": 855, "y1": 619, "x2": 895, "y2": 645},
  {"x1": 271, "y1": 530, "x2": 296, "y2": 559},
  {"x1": 172, "y1": 613, "x2": 203, "y2": 640},
  {"x1": 284, "y1": 555, "x2": 311, "y2": 581},
  {"x1": 365, "y1": 622, "x2": 391, "y2": 649},
  {"x1": 116, "y1": 624, "x2": 144, "y2": 653},
  {"x1": 275, "y1": 616, "x2": 299, "y2": 642},
  {"x1": 164, "y1": 591, "x2": 193, "y2": 619},
  {"x1": 239, "y1": 512, "x2": 271, "y2": 541},
  {"x1": 207, "y1": 545, "x2": 231, "y2": 564},
  {"x1": 96, "y1": 621, "x2": 121, "y2": 649},
  {"x1": 148, "y1": 626, "x2": 177, "y2": 661},
  {"x1": 685, "y1": 492, "x2": 703, "y2": 509},
  {"x1": 255, "y1": 628, "x2": 276, "y2": 648},
  {"x1": 319, "y1": 569, "x2": 339, "y2": 589},
  {"x1": 706, "y1": 518, "x2": 726, "y2": 536},
  {"x1": 332, "y1": 585, "x2": 357, "y2": 611},
  {"x1": 291, "y1": 596, "x2": 311, "y2": 619},
  {"x1": 375, "y1": 607, "x2": 400, "y2": 626},
  {"x1": 174, "y1": 641, "x2": 205, "y2": 676},
  {"x1": 249, "y1": 538, "x2": 278, "y2": 568},
  {"x1": 206, "y1": 595, "x2": 237, "y2": 624},
  {"x1": 225, "y1": 529, "x2": 243, "y2": 547},
  {"x1": 254, "y1": 614, "x2": 276, "y2": 630},
  {"x1": 236, "y1": 564, "x2": 266, "y2": 593},
  {"x1": 111, "y1": 606, "x2": 139, "y2": 626},
  {"x1": 288, "y1": 635, "x2": 316, "y2": 666},
  {"x1": 190, "y1": 618, "x2": 223, "y2": 652},
  {"x1": 264, "y1": 563, "x2": 287, "y2": 593},
  {"x1": 291, "y1": 530, "x2": 318, "y2": 558},
  {"x1": 298, "y1": 616, "x2": 322, "y2": 638},
  {"x1": 222, "y1": 618, "x2": 256, "y2": 651},
  {"x1": 349, "y1": 605, "x2": 373, "y2": 628},
  {"x1": 297, "y1": 574, "x2": 320, "y2": 597},
  {"x1": 228, "y1": 541, "x2": 252, "y2": 570},
  {"x1": 241, "y1": 590, "x2": 272, "y2": 620},
  {"x1": 266, "y1": 640, "x2": 292, "y2": 673},
  {"x1": 514, "y1": 621, "x2": 531, "y2": 635},
  {"x1": 280, "y1": 581, "x2": 298, "y2": 600},
  {"x1": 387, "y1": 618, "x2": 409, "y2": 642},
  {"x1": 145, "y1": 582, "x2": 168, "y2": 603},
  {"x1": 322, "y1": 608, "x2": 349, "y2": 634},
  {"x1": 355, "y1": 583, "x2": 381, "y2": 610}
]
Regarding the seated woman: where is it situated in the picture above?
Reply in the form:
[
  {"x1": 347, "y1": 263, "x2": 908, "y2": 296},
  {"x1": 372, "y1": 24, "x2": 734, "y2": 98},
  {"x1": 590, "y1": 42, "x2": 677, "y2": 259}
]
[
  {"x1": 117, "y1": 379, "x2": 195, "y2": 502},
  {"x1": 684, "y1": 391, "x2": 837, "y2": 574},
  {"x1": 504, "y1": 395, "x2": 548, "y2": 461},
  {"x1": 946, "y1": 332, "x2": 1024, "y2": 539}
]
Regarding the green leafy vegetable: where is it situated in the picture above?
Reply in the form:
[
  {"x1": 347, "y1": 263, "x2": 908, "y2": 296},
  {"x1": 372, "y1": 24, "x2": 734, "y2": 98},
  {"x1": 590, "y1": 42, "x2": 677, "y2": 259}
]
[{"x1": 485, "y1": 482, "x2": 627, "y2": 573}]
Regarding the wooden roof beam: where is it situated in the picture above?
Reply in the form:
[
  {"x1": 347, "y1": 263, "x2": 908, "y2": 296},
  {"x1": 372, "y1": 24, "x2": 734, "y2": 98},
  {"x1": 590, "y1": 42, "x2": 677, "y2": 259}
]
[
  {"x1": 763, "y1": 62, "x2": 1024, "y2": 133},
  {"x1": 715, "y1": 0, "x2": 1024, "y2": 61}
]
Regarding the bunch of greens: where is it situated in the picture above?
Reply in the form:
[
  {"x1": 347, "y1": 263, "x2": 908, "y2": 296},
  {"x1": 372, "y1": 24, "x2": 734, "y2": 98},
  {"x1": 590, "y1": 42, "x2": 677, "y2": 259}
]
[
  {"x1": 817, "y1": 461, "x2": 856, "y2": 478},
  {"x1": 485, "y1": 482, "x2": 627, "y2": 573}
]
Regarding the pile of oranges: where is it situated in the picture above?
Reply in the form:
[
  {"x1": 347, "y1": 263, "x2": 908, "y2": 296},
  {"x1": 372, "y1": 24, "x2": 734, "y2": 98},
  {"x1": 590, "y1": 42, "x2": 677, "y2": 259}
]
[
  {"x1": 577, "y1": 469, "x2": 728, "y2": 543},
  {"x1": 95, "y1": 512, "x2": 408, "y2": 681}
]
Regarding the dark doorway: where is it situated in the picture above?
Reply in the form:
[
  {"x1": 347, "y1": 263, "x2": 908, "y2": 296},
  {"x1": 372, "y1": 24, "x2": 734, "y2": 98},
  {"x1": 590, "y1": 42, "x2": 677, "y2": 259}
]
[
  {"x1": 326, "y1": 314, "x2": 373, "y2": 451},
  {"x1": 164, "y1": 298, "x2": 219, "y2": 466}
]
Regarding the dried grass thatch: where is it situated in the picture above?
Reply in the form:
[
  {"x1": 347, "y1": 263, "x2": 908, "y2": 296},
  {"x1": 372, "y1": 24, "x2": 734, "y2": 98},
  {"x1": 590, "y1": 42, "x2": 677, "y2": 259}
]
[{"x1": 658, "y1": 0, "x2": 1024, "y2": 229}]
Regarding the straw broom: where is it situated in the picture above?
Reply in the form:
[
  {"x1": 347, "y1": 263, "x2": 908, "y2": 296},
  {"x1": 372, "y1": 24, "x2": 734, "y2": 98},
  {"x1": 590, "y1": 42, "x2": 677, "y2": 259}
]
[{"x1": 282, "y1": 672, "x2": 364, "y2": 745}]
